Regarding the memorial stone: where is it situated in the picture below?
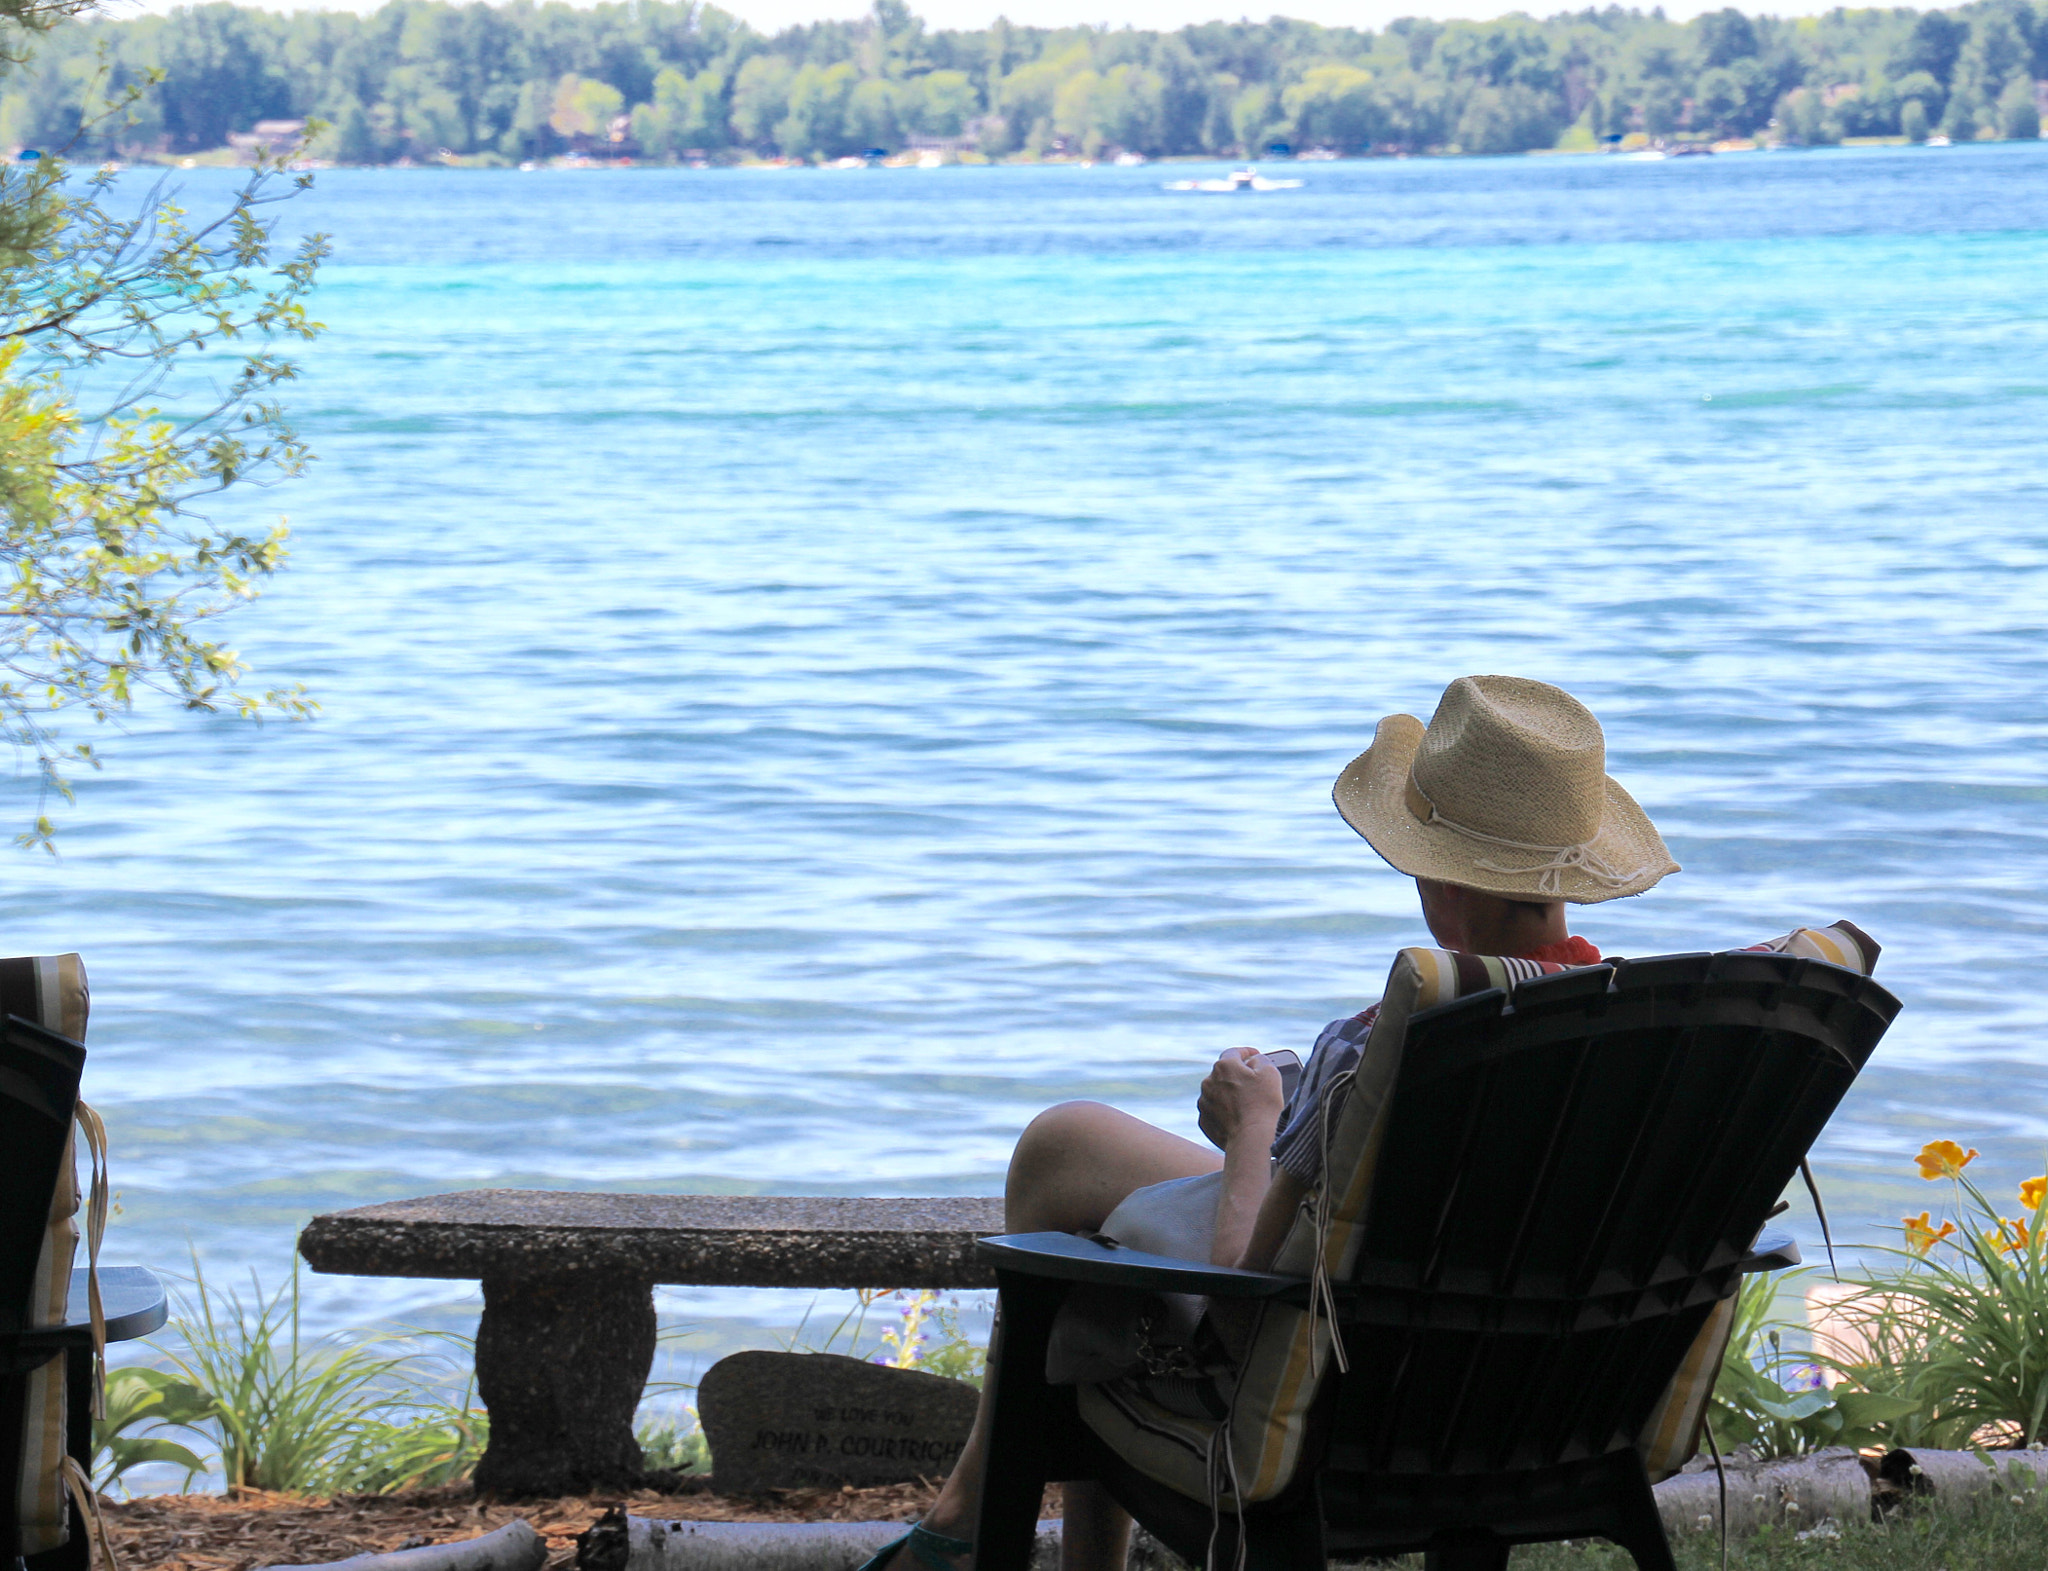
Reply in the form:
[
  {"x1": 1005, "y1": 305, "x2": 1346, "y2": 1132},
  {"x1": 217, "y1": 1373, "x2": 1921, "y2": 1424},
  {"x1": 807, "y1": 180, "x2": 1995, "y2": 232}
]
[{"x1": 698, "y1": 1351, "x2": 980, "y2": 1492}]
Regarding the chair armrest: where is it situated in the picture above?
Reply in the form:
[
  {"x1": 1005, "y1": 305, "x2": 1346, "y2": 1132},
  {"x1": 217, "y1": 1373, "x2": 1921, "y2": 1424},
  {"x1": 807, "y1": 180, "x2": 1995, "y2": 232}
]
[
  {"x1": 1739, "y1": 1231, "x2": 1801, "y2": 1273},
  {"x1": 4, "y1": 1267, "x2": 167, "y2": 1354},
  {"x1": 977, "y1": 1232, "x2": 1308, "y2": 1300}
]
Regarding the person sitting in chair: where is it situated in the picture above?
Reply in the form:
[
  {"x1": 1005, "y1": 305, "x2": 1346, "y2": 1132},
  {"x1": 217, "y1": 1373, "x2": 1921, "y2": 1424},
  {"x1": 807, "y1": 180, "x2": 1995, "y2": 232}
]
[{"x1": 862, "y1": 675, "x2": 1679, "y2": 1571}]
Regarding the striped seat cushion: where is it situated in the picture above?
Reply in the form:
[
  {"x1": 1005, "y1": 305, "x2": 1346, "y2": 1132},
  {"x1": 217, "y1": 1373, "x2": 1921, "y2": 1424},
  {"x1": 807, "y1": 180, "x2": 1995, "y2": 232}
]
[
  {"x1": 1077, "y1": 923, "x2": 1878, "y2": 1506},
  {"x1": 6, "y1": 954, "x2": 91, "y2": 1558},
  {"x1": 1635, "y1": 919, "x2": 1879, "y2": 1480}
]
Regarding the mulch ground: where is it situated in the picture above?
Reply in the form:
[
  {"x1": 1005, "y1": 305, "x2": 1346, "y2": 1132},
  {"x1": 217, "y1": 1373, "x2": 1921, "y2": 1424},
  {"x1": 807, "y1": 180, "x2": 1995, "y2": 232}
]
[{"x1": 105, "y1": 1479, "x2": 1064, "y2": 1571}]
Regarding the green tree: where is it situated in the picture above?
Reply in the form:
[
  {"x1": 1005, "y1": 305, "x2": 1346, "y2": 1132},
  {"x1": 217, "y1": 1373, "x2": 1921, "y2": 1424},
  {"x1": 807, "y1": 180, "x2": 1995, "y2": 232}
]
[
  {"x1": 1956, "y1": 13, "x2": 2030, "y2": 107},
  {"x1": 149, "y1": 4, "x2": 293, "y2": 151},
  {"x1": 1639, "y1": 77, "x2": 1682, "y2": 135},
  {"x1": 1940, "y1": 85, "x2": 1981, "y2": 139},
  {"x1": 777, "y1": 60, "x2": 857, "y2": 158},
  {"x1": 729, "y1": 53, "x2": 794, "y2": 150},
  {"x1": 1894, "y1": 11, "x2": 1967, "y2": 86},
  {"x1": 1453, "y1": 82, "x2": 1561, "y2": 153},
  {"x1": 1091, "y1": 63, "x2": 1160, "y2": 153},
  {"x1": 0, "y1": 0, "x2": 2037, "y2": 167},
  {"x1": 1997, "y1": 75, "x2": 2041, "y2": 139},
  {"x1": 549, "y1": 73, "x2": 624, "y2": 141},
  {"x1": 1052, "y1": 66, "x2": 1100, "y2": 151},
  {"x1": 1231, "y1": 81, "x2": 1281, "y2": 154},
  {"x1": 330, "y1": 94, "x2": 377, "y2": 162},
  {"x1": 1893, "y1": 68, "x2": 1945, "y2": 128},
  {"x1": 674, "y1": 69, "x2": 729, "y2": 153},
  {"x1": 1284, "y1": 65, "x2": 1379, "y2": 152},
  {"x1": 387, "y1": 64, "x2": 462, "y2": 153},
  {"x1": 1693, "y1": 7, "x2": 1759, "y2": 70},
  {"x1": 1900, "y1": 96, "x2": 1930, "y2": 141},
  {"x1": 503, "y1": 77, "x2": 554, "y2": 159},
  {"x1": 0, "y1": 23, "x2": 324, "y2": 839},
  {"x1": 845, "y1": 75, "x2": 898, "y2": 149},
  {"x1": 1150, "y1": 36, "x2": 1208, "y2": 151},
  {"x1": 1692, "y1": 65, "x2": 1745, "y2": 134},
  {"x1": 1778, "y1": 85, "x2": 1830, "y2": 145},
  {"x1": 632, "y1": 66, "x2": 727, "y2": 158},
  {"x1": 996, "y1": 51, "x2": 1073, "y2": 149},
  {"x1": 904, "y1": 66, "x2": 975, "y2": 138}
]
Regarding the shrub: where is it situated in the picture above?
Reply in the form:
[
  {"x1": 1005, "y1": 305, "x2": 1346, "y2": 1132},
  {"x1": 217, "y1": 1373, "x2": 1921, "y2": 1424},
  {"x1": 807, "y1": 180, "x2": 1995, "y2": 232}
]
[
  {"x1": 638, "y1": 1415, "x2": 710, "y2": 1474},
  {"x1": 93, "y1": 1367, "x2": 211, "y2": 1492},
  {"x1": 1708, "y1": 1272, "x2": 1916, "y2": 1459},
  {"x1": 96, "y1": 1260, "x2": 489, "y2": 1496},
  {"x1": 1816, "y1": 1142, "x2": 2048, "y2": 1447}
]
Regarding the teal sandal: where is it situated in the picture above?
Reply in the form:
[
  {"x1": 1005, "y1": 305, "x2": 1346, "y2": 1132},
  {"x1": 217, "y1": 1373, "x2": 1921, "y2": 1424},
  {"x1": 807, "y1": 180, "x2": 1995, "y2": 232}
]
[{"x1": 855, "y1": 1521, "x2": 973, "y2": 1571}]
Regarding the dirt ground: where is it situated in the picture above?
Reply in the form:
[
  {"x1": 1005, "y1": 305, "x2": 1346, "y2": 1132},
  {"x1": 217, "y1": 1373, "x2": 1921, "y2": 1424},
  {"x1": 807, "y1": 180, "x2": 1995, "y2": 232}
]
[{"x1": 104, "y1": 1478, "x2": 1063, "y2": 1571}]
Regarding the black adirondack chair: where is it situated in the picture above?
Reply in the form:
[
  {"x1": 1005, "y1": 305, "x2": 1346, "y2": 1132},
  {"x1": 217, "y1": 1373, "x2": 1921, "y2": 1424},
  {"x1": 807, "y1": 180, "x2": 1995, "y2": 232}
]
[
  {"x1": 3, "y1": 1012, "x2": 166, "y2": 1571},
  {"x1": 972, "y1": 948, "x2": 1899, "y2": 1571}
]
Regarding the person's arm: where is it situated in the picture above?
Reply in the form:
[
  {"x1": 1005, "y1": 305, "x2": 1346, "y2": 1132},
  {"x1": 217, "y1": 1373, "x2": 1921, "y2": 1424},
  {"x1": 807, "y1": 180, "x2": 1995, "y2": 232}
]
[
  {"x1": 1196, "y1": 1047, "x2": 1285, "y2": 1268},
  {"x1": 1236, "y1": 1165, "x2": 1308, "y2": 1272}
]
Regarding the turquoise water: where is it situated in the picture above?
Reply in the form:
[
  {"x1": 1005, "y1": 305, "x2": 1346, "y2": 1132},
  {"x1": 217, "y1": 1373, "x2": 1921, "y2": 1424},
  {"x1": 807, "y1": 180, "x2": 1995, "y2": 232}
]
[{"x1": 13, "y1": 146, "x2": 2048, "y2": 1355}]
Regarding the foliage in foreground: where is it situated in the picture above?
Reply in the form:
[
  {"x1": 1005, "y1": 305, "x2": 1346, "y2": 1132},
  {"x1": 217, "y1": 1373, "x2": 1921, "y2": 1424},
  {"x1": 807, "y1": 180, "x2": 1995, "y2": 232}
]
[
  {"x1": 636, "y1": 1416, "x2": 710, "y2": 1475},
  {"x1": 786, "y1": 1286, "x2": 988, "y2": 1387},
  {"x1": 0, "y1": 0, "x2": 325, "y2": 841},
  {"x1": 5, "y1": 0, "x2": 2048, "y2": 166},
  {"x1": 94, "y1": 1262, "x2": 489, "y2": 1496},
  {"x1": 96, "y1": 1256, "x2": 721, "y2": 1495},
  {"x1": 1504, "y1": 1497, "x2": 2048, "y2": 1570},
  {"x1": 1708, "y1": 1139, "x2": 2048, "y2": 1461},
  {"x1": 97, "y1": 1138, "x2": 2048, "y2": 1497}
]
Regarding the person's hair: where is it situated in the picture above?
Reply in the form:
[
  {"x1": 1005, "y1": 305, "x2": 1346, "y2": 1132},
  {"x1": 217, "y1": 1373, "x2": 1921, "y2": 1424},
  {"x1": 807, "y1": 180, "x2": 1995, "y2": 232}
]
[{"x1": 1505, "y1": 898, "x2": 1560, "y2": 919}]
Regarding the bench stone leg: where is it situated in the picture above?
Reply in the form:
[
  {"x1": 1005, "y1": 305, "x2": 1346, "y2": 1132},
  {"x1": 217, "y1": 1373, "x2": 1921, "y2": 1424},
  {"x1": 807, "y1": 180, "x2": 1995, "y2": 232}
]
[{"x1": 473, "y1": 1270, "x2": 655, "y2": 1498}]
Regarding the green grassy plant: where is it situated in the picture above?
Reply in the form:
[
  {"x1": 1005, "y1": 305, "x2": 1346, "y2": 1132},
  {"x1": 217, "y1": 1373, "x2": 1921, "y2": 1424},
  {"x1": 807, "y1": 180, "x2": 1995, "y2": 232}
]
[
  {"x1": 336, "y1": 1400, "x2": 490, "y2": 1494},
  {"x1": 1822, "y1": 1142, "x2": 2048, "y2": 1446},
  {"x1": 637, "y1": 1415, "x2": 710, "y2": 1474},
  {"x1": 95, "y1": 1259, "x2": 490, "y2": 1496},
  {"x1": 1500, "y1": 1496, "x2": 2048, "y2": 1569},
  {"x1": 93, "y1": 1366, "x2": 212, "y2": 1492},
  {"x1": 160, "y1": 1259, "x2": 424, "y2": 1492},
  {"x1": 786, "y1": 1288, "x2": 988, "y2": 1387},
  {"x1": 1708, "y1": 1274, "x2": 1918, "y2": 1459}
]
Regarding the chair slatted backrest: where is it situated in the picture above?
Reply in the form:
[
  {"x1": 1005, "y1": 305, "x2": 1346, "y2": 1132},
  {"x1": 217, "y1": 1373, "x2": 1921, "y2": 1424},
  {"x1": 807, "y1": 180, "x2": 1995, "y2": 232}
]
[
  {"x1": 0, "y1": 1016, "x2": 85, "y2": 1339},
  {"x1": 1325, "y1": 950, "x2": 1897, "y2": 1481}
]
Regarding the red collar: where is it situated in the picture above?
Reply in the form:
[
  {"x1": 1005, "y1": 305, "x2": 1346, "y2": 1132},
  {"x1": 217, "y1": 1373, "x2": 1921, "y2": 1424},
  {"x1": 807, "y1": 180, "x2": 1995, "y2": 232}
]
[{"x1": 1520, "y1": 935, "x2": 1603, "y2": 966}]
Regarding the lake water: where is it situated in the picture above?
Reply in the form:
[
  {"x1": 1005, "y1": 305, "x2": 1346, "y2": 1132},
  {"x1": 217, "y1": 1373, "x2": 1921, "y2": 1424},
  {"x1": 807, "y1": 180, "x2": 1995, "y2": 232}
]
[{"x1": 16, "y1": 145, "x2": 2048, "y2": 1386}]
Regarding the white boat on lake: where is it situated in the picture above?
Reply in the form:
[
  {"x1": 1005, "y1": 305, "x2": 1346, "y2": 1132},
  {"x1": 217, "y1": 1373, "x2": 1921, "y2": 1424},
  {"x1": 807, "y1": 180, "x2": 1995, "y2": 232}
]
[{"x1": 1165, "y1": 166, "x2": 1303, "y2": 193}]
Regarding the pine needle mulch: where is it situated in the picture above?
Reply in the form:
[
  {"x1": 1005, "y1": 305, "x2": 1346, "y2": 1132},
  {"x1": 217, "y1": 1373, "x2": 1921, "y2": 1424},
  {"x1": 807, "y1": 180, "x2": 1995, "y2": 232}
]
[{"x1": 101, "y1": 1477, "x2": 999, "y2": 1571}]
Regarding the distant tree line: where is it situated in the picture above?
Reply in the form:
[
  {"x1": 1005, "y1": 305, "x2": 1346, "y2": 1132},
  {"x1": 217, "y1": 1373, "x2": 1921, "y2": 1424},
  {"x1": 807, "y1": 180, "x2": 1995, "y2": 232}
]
[{"x1": 4, "y1": 0, "x2": 2045, "y2": 163}]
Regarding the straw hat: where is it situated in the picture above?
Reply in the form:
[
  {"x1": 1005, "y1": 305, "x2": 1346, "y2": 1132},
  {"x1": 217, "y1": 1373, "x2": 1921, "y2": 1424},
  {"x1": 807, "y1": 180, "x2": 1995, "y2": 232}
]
[{"x1": 1332, "y1": 675, "x2": 1678, "y2": 904}]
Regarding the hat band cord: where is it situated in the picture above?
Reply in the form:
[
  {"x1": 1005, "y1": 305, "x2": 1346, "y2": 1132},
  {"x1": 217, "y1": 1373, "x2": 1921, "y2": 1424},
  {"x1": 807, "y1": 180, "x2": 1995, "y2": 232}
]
[{"x1": 1404, "y1": 773, "x2": 1649, "y2": 896}]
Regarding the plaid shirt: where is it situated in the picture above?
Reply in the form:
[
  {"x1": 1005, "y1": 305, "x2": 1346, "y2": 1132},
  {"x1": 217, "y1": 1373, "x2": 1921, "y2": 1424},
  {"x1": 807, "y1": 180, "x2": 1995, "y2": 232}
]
[{"x1": 1270, "y1": 937, "x2": 1603, "y2": 1186}]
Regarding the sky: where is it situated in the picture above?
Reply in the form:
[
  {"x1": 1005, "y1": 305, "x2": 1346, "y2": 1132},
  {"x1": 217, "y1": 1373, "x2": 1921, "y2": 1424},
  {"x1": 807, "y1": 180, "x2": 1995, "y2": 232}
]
[{"x1": 113, "y1": 0, "x2": 1876, "y2": 34}]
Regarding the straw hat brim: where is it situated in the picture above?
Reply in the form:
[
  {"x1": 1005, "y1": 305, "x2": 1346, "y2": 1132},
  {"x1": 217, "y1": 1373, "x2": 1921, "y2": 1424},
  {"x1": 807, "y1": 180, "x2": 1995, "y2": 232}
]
[{"x1": 1333, "y1": 714, "x2": 1679, "y2": 904}]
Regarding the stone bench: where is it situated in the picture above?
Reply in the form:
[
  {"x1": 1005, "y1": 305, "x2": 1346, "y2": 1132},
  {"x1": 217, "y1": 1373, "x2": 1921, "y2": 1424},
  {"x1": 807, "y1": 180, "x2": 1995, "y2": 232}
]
[{"x1": 298, "y1": 1190, "x2": 1005, "y2": 1497}]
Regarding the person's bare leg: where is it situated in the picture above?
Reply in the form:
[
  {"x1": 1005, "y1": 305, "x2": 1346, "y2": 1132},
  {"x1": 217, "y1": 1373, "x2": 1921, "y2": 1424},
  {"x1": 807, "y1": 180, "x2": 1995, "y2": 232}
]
[{"x1": 887, "y1": 1103, "x2": 1220, "y2": 1571}]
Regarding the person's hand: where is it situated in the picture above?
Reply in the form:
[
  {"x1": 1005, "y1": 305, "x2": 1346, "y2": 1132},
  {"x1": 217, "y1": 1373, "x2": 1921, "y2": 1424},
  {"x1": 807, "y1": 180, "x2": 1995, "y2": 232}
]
[{"x1": 1198, "y1": 1047, "x2": 1286, "y2": 1152}]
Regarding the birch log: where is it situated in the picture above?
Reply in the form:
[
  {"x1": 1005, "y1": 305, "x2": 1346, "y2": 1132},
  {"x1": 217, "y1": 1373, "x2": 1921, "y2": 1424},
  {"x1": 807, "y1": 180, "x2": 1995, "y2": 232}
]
[
  {"x1": 1652, "y1": 1448, "x2": 1872, "y2": 1538},
  {"x1": 266, "y1": 1521, "x2": 547, "y2": 1571},
  {"x1": 1877, "y1": 1448, "x2": 2048, "y2": 1503},
  {"x1": 579, "y1": 1513, "x2": 1063, "y2": 1571}
]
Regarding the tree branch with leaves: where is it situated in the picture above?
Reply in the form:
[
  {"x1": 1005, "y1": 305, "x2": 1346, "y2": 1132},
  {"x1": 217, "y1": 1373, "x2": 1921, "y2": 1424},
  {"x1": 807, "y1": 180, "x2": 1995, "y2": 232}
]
[{"x1": 0, "y1": 12, "x2": 326, "y2": 845}]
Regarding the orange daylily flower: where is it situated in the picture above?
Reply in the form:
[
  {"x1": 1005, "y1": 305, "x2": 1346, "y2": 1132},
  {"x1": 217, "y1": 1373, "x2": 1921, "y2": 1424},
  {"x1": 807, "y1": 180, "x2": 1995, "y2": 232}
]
[
  {"x1": 1988, "y1": 1218, "x2": 2033, "y2": 1256},
  {"x1": 1905, "y1": 1211, "x2": 1957, "y2": 1255},
  {"x1": 2021, "y1": 1176, "x2": 2048, "y2": 1212},
  {"x1": 1916, "y1": 1140, "x2": 1980, "y2": 1180}
]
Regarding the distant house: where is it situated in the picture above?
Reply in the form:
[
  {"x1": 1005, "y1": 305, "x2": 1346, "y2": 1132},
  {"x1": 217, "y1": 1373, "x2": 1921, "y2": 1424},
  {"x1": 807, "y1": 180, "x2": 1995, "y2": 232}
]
[
  {"x1": 226, "y1": 119, "x2": 308, "y2": 161},
  {"x1": 903, "y1": 130, "x2": 973, "y2": 155}
]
